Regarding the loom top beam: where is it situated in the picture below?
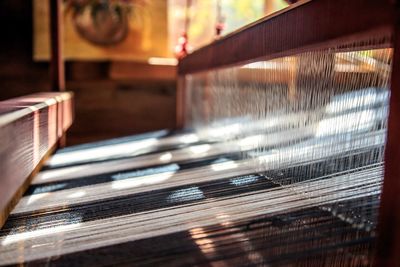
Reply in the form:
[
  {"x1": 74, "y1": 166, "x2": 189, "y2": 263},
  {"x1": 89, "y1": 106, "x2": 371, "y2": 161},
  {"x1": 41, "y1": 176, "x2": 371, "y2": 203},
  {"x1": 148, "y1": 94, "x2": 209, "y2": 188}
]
[{"x1": 178, "y1": 0, "x2": 394, "y2": 75}]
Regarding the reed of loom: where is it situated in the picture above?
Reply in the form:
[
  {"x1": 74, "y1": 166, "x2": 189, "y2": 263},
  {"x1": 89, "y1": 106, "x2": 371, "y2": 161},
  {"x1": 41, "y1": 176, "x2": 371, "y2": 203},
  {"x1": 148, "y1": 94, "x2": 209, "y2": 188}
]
[{"x1": 176, "y1": 0, "x2": 400, "y2": 265}]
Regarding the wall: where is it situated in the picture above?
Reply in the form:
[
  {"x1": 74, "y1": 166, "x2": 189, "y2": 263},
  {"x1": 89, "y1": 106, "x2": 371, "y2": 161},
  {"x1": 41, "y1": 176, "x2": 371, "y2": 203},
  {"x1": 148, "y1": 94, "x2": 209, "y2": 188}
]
[{"x1": 0, "y1": 1, "x2": 176, "y2": 146}]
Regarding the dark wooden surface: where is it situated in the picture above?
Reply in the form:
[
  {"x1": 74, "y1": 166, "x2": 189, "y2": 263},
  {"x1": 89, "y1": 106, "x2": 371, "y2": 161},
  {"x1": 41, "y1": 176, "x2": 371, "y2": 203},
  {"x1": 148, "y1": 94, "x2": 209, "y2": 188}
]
[
  {"x1": 49, "y1": 0, "x2": 65, "y2": 92},
  {"x1": 178, "y1": 0, "x2": 394, "y2": 75},
  {"x1": 376, "y1": 4, "x2": 400, "y2": 266},
  {"x1": 0, "y1": 0, "x2": 51, "y2": 96},
  {"x1": 109, "y1": 62, "x2": 176, "y2": 81},
  {"x1": 0, "y1": 93, "x2": 73, "y2": 228},
  {"x1": 176, "y1": 78, "x2": 185, "y2": 129},
  {"x1": 0, "y1": 144, "x2": 56, "y2": 229},
  {"x1": 66, "y1": 78, "x2": 176, "y2": 145}
]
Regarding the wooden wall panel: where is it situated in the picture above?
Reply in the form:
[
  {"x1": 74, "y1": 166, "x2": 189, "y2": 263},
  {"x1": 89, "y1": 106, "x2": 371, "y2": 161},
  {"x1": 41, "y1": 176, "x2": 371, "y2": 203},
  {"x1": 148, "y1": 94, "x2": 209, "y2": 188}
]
[{"x1": 66, "y1": 79, "x2": 176, "y2": 145}]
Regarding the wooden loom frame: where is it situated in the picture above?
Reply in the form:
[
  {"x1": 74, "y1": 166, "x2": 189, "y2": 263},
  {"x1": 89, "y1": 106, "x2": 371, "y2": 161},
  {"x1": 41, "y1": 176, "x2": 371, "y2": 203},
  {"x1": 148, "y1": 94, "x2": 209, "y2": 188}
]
[
  {"x1": 176, "y1": 0, "x2": 400, "y2": 265},
  {"x1": 0, "y1": 0, "x2": 70, "y2": 228}
]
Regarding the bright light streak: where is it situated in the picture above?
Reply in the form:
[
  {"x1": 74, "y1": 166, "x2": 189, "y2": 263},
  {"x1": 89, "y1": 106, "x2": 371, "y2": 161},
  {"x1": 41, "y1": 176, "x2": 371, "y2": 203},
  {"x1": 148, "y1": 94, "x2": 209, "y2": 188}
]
[
  {"x1": 189, "y1": 144, "x2": 211, "y2": 154},
  {"x1": 1, "y1": 223, "x2": 81, "y2": 246},
  {"x1": 36, "y1": 165, "x2": 88, "y2": 182},
  {"x1": 148, "y1": 57, "x2": 178, "y2": 66},
  {"x1": 201, "y1": 123, "x2": 241, "y2": 139},
  {"x1": 325, "y1": 88, "x2": 388, "y2": 114},
  {"x1": 211, "y1": 160, "x2": 238, "y2": 171},
  {"x1": 179, "y1": 134, "x2": 199, "y2": 144},
  {"x1": 47, "y1": 138, "x2": 158, "y2": 167},
  {"x1": 111, "y1": 172, "x2": 176, "y2": 190},
  {"x1": 316, "y1": 110, "x2": 375, "y2": 137},
  {"x1": 239, "y1": 135, "x2": 263, "y2": 150},
  {"x1": 67, "y1": 191, "x2": 86, "y2": 199},
  {"x1": 241, "y1": 61, "x2": 288, "y2": 70},
  {"x1": 111, "y1": 164, "x2": 179, "y2": 180},
  {"x1": 159, "y1": 152, "x2": 173, "y2": 162},
  {"x1": 27, "y1": 193, "x2": 50, "y2": 205},
  {"x1": 189, "y1": 227, "x2": 215, "y2": 253}
]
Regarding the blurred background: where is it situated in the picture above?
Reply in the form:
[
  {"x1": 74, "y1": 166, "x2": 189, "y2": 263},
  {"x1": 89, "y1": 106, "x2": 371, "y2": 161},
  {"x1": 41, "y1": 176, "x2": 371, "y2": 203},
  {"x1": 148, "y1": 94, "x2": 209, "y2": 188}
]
[{"x1": 0, "y1": 0, "x2": 289, "y2": 145}]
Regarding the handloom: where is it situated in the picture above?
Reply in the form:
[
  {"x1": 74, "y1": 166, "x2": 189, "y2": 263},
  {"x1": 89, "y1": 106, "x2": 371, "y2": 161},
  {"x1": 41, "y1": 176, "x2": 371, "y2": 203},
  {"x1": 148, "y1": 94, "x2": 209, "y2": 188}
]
[{"x1": 1, "y1": 0, "x2": 400, "y2": 266}]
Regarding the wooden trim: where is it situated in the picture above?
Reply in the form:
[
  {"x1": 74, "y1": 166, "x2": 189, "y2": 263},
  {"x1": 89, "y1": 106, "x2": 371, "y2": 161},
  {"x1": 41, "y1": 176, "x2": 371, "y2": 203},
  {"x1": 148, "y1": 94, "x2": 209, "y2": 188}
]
[
  {"x1": 0, "y1": 144, "x2": 56, "y2": 228},
  {"x1": 178, "y1": 0, "x2": 394, "y2": 75},
  {"x1": 375, "y1": 6, "x2": 400, "y2": 266},
  {"x1": 49, "y1": 0, "x2": 65, "y2": 92},
  {"x1": 110, "y1": 62, "x2": 177, "y2": 81},
  {"x1": 176, "y1": 77, "x2": 186, "y2": 128},
  {"x1": 0, "y1": 92, "x2": 73, "y2": 229},
  {"x1": 49, "y1": 0, "x2": 66, "y2": 150}
]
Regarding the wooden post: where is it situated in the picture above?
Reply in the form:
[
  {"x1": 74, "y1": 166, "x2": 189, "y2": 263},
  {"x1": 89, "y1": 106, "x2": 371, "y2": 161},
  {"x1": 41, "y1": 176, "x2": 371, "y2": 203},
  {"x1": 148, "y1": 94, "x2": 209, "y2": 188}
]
[
  {"x1": 176, "y1": 76, "x2": 186, "y2": 129},
  {"x1": 49, "y1": 0, "x2": 66, "y2": 146},
  {"x1": 49, "y1": 0, "x2": 65, "y2": 92},
  {"x1": 375, "y1": 5, "x2": 400, "y2": 266}
]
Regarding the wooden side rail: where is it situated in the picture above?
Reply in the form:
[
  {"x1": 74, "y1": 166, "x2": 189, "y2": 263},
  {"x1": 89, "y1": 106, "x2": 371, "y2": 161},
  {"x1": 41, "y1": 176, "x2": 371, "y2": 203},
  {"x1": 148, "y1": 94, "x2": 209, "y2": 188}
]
[
  {"x1": 0, "y1": 92, "x2": 74, "y2": 228},
  {"x1": 178, "y1": 0, "x2": 394, "y2": 75}
]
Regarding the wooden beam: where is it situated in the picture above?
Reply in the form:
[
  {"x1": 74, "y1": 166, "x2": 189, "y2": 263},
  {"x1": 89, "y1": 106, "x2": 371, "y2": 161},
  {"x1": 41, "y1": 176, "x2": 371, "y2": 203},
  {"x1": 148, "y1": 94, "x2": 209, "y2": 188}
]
[
  {"x1": 176, "y1": 77, "x2": 186, "y2": 128},
  {"x1": 0, "y1": 92, "x2": 74, "y2": 228},
  {"x1": 178, "y1": 0, "x2": 394, "y2": 75},
  {"x1": 49, "y1": 0, "x2": 65, "y2": 92},
  {"x1": 110, "y1": 62, "x2": 177, "y2": 81},
  {"x1": 375, "y1": 6, "x2": 400, "y2": 266}
]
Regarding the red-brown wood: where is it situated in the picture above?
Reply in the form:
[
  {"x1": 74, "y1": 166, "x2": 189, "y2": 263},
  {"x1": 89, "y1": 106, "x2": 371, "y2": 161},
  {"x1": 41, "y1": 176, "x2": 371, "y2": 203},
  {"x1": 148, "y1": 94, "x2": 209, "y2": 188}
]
[
  {"x1": 178, "y1": 0, "x2": 394, "y2": 75},
  {"x1": 49, "y1": 0, "x2": 65, "y2": 92},
  {"x1": 176, "y1": 77, "x2": 186, "y2": 129},
  {"x1": 49, "y1": 0, "x2": 66, "y2": 146},
  {"x1": 375, "y1": 4, "x2": 400, "y2": 266},
  {"x1": 0, "y1": 92, "x2": 73, "y2": 229}
]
